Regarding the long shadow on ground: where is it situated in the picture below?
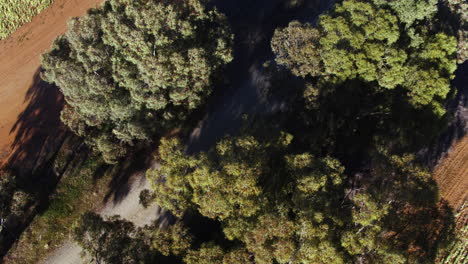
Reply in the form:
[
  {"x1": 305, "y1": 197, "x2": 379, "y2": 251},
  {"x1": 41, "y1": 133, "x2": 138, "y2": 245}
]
[
  {"x1": 425, "y1": 61, "x2": 468, "y2": 168},
  {"x1": 188, "y1": 0, "x2": 335, "y2": 153},
  {"x1": 7, "y1": 68, "x2": 67, "y2": 176},
  {"x1": 1, "y1": 68, "x2": 69, "y2": 257}
]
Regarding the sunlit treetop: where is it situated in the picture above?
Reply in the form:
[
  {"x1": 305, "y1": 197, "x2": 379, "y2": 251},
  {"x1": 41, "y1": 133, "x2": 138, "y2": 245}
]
[{"x1": 272, "y1": 0, "x2": 458, "y2": 116}]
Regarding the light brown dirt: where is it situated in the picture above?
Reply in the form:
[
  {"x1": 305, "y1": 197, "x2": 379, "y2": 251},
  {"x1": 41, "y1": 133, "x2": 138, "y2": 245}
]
[
  {"x1": 433, "y1": 135, "x2": 468, "y2": 211},
  {"x1": 43, "y1": 163, "x2": 164, "y2": 264},
  {"x1": 0, "y1": 0, "x2": 104, "y2": 166}
]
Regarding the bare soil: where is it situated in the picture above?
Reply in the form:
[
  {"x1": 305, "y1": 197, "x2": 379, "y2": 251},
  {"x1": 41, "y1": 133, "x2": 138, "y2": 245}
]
[
  {"x1": 433, "y1": 135, "x2": 468, "y2": 211},
  {"x1": 0, "y1": 0, "x2": 104, "y2": 168},
  {"x1": 43, "y1": 163, "x2": 165, "y2": 264}
]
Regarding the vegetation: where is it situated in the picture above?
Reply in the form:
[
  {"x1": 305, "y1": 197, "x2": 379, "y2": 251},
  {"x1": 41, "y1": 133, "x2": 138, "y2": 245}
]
[
  {"x1": 73, "y1": 212, "x2": 159, "y2": 263},
  {"x1": 73, "y1": 126, "x2": 455, "y2": 264},
  {"x1": 142, "y1": 130, "x2": 453, "y2": 264},
  {"x1": 11, "y1": 0, "x2": 462, "y2": 263},
  {"x1": 444, "y1": 0, "x2": 467, "y2": 64},
  {"x1": 437, "y1": 203, "x2": 467, "y2": 264},
  {"x1": 73, "y1": 212, "x2": 193, "y2": 263},
  {"x1": 0, "y1": 0, "x2": 53, "y2": 39},
  {"x1": 42, "y1": 0, "x2": 233, "y2": 163},
  {"x1": 0, "y1": 171, "x2": 33, "y2": 224},
  {"x1": 271, "y1": 0, "x2": 458, "y2": 116},
  {"x1": 4, "y1": 149, "x2": 114, "y2": 264}
]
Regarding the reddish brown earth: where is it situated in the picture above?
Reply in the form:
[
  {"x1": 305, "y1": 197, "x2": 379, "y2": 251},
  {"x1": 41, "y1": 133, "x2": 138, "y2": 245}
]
[
  {"x1": 0, "y1": 0, "x2": 104, "y2": 169},
  {"x1": 433, "y1": 135, "x2": 468, "y2": 211}
]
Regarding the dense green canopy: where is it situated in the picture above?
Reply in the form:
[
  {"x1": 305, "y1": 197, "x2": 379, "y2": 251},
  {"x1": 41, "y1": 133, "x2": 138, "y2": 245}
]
[
  {"x1": 271, "y1": 0, "x2": 457, "y2": 115},
  {"x1": 42, "y1": 0, "x2": 233, "y2": 163},
  {"x1": 60, "y1": 1, "x2": 460, "y2": 263},
  {"x1": 144, "y1": 130, "x2": 452, "y2": 264}
]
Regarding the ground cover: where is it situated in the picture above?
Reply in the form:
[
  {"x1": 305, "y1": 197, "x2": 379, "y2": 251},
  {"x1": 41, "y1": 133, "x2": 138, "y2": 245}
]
[{"x1": 0, "y1": 0, "x2": 54, "y2": 39}]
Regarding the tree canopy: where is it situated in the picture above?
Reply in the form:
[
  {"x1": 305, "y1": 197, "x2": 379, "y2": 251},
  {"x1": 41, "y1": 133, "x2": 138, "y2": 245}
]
[
  {"x1": 143, "y1": 129, "x2": 453, "y2": 264},
  {"x1": 271, "y1": 0, "x2": 458, "y2": 115},
  {"x1": 73, "y1": 212, "x2": 159, "y2": 263},
  {"x1": 58, "y1": 1, "x2": 460, "y2": 263},
  {"x1": 42, "y1": 0, "x2": 233, "y2": 163}
]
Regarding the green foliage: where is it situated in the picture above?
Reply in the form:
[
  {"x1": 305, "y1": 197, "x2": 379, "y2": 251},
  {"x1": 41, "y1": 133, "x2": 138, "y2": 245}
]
[
  {"x1": 151, "y1": 221, "x2": 193, "y2": 256},
  {"x1": 145, "y1": 129, "x2": 454, "y2": 264},
  {"x1": 4, "y1": 147, "x2": 115, "y2": 264},
  {"x1": 438, "y1": 203, "x2": 467, "y2": 264},
  {"x1": 0, "y1": 171, "x2": 32, "y2": 220},
  {"x1": 0, "y1": 0, "x2": 53, "y2": 39},
  {"x1": 148, "y1": 134, "x2": 291, "y2": 220},
  {"x1": 139, "y1": 189, "x2": 154, "y2": 209},
  {"x1": 222, "y1": 247, "x2": 251, "y2": 264},
  {"x1": 147, "y1": 132, "x2": 345, "y2": 263},
  {"x1": 271, "y1": 0, "x2": 458, "y2": 115},
  {"x1": 372, "y1": 0, "x2": 438, "y2": 27},
  {"x1": 73, "y1": 212, "x2": 158, "y2": 263},
  {"x1": 42, "y1": 0, "x2": 233, "y2": 163},
  {"x1": 183, "y1": 243, "x2": 224, "y2": 264},
  {"x1": 270, "y1": 21, "x2": 322, "y2": 77},
  {"x1": 443, "y1": 0, "x2": 468, "y2": 63},
  {"x1": 147, "y1": 137, "x2": 197, "y2": 217}
]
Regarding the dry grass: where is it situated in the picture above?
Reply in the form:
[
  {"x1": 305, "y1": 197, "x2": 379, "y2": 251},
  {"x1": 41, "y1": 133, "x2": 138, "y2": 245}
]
[
  {"x1": 433, "y1": 135, "x2": 468, "y2": 210},
  {"x1": 3, "y1": 150, "x2": 116, "y2": 264},
  {"x1": 0, "y1": 0, "x2": 54, "y2": 39},
  {"x1": 437, "y1": 202, "x2": 467, "y2": 264}
]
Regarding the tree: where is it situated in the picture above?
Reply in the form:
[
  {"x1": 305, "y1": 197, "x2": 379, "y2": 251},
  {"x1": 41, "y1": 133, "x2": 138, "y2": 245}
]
[
  {"x1": 442, "y1": 0, "x2": 467, "y2": 64},
  {"x1": 151, "y1": 221, "x2": 193, "y2": 256},
  {"x1": 73, "y1": 212, "x2": 158, "y2": 263},
  {"x1": 183, "y1": 243, "x2": 224, "y2": 264},
  {"x1": 42, "y1": 0, "x2": 233, "y2": 163},
  {"x1": 146, "y1": 132, "x2": 351, "y2": 264},
  {"x1": 271, "y1": 0, "x2": 458, "y2": 115},
  {"x1": 0, "y1": 171, "x2": 32, "y2": 221},
  {"x1": 144, "y1": 128, "x2": 454, "y2": 263},
  {"x1": 372, "y1": 0, "x2": 438, "y2": 27}
]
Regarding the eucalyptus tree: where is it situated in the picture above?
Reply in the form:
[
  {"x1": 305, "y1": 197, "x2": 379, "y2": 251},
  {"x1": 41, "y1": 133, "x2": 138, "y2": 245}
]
[
  {"x1": 42, "y1": 0, "x2": 233, "y2": 163},
  {"x1": 271, "y1": 0, "x2": 458, "y2": 116}
]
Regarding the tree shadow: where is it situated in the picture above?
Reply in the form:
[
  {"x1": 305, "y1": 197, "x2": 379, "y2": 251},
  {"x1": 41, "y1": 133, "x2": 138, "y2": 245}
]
[
  {"x1": 6, "y1": 68, "x2": 67, "y2": 177},
  {"x1": 425, "y1": 61, "x2": 468, "y2": 168},
  {"x1": 188, "y1": 0, "x2": 334, "y2": 153},
  {"x1": 0, "y1": 67, "x2": 68, "y2": 257},
  {"x1": 102, "y1": 147, "x2": 155, "y2": 205}
]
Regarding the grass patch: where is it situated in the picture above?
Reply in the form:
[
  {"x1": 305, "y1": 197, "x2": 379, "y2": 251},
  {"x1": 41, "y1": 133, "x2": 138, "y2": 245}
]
[
  {"x1": 3, "y1": 145, "x2": 116, "y2": 264},
  {"x1": 437, "y1": 202, "x2": 467, "y2": 264},
  {"x1": 0, "y1": 0, "x2": 54, "y2": 40}
]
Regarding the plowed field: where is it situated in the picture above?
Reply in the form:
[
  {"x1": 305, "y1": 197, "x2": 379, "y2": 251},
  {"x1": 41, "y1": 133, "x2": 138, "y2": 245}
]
[{"x1": 433, "y1": 135, "x2": 468, "y2": 211}]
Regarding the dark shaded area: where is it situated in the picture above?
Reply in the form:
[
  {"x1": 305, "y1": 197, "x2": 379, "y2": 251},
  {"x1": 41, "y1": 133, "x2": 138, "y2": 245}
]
[
  {"x1": 0, "y1": 68, "x2": 70, "y2": 257},
  {"x1": 102, "y1": 148, "x2": 155, "y2": 205},
  {"x1": 187, "y1": 0, "x2": 335, "y2": 153},
  {"x1": 7, "y1": 68, "x2": 67, "y2": 177},
  {"x1": 424, "y1": 61, "x2": 468, "y2": 169}
]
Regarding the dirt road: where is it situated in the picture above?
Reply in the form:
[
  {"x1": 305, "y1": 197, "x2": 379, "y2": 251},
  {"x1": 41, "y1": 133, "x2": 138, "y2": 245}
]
[
  {"x1": 43, "y1": 163, "x2": 163, "y2": 264},
  {"x1": 0, "y1": 0, "x2": 104, "y2": 165}
]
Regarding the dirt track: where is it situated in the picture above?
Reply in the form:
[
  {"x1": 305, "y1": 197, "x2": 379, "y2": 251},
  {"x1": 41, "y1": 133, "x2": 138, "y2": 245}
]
[
  {"x1": 433, "y1": 135, "x2": 468, "y2": 211},
  {"x1": 43, "y1": 163, "x2": 164, "y2": 264},
  {"x1": 0, "y1": 0, "x2": 104, "y2": 165}
]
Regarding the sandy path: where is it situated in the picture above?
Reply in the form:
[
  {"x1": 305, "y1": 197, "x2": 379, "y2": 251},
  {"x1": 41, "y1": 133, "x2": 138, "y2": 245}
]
[
  {"x1": 0, "y1": 0, "x2": 104, "y2": 165},
  {"x1": 433, "y1": 135, "x2": 468, "y2": 211},
  {"x1": 43, "y1": 163, "x2": 162, "y2": 264}
]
